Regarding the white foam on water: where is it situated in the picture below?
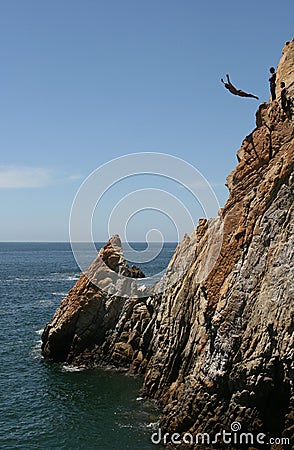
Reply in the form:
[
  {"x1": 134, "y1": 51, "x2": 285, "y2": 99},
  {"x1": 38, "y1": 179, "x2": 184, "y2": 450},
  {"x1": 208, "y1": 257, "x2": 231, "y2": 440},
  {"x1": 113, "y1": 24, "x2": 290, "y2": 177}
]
[
  {"x1": 35, "y1": 329, "x2": 44, "y2": 335},
  {"x1": 31, "y1": 339, "x2": 43, "y2": 359},
  {"x1": 147, "y1": 422, "x2": 159, "y2": 429},
  {"x1": 39, "y1": 300, "x2": 53, "y2": 305},
  {"x1": 66, "y1": 276, "x2": 79, "y2": 281},
  {"x1": 62, "y1": 364, "x2": 86, "y2": 372},
  {"x1": 117, "y1": 423, "x2": 135, "y2": 429}
]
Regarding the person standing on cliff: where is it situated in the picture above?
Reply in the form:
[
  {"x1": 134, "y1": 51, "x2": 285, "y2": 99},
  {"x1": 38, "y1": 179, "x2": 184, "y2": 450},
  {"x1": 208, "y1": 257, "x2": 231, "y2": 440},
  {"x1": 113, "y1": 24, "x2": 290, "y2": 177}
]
[
  {"x1": 280, "y1": 82, "x2": 292, "y2": 117},
  {"x1": 269, "y1": 67, "x2": 276, "y2": 100},
  {"x1": 221, "y1": 74, "x2": 259, "y2": 99}
]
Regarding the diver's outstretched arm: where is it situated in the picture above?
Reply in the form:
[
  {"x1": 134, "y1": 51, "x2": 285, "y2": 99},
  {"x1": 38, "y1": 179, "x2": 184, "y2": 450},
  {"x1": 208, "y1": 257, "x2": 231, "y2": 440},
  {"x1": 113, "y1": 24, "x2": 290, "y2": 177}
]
[{"x1": 238, "y1": 90, "x2": 259, "y2": 100}]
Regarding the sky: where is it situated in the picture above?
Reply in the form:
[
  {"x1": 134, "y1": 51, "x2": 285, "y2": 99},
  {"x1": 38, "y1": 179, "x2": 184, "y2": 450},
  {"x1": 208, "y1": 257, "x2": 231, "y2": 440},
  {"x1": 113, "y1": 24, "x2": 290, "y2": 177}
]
[{"x1": 0, "y1": 0, "x2": 293, "y2": 242}]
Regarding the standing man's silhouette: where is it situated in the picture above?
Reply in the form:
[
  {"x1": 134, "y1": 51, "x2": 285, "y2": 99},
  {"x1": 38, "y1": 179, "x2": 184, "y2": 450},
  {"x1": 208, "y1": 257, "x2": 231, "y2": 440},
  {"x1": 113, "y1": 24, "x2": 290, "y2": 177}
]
[
  {"x1": 269, "y1": 67, "x2": 276, "y2": 100},
  {"x1": 280, "y1": 82, "x2": 292, "y2": 117}
]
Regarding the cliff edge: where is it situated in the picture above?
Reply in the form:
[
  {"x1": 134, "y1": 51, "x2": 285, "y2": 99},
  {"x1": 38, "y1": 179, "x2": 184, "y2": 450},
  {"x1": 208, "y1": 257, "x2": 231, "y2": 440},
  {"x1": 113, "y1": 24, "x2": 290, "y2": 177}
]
[
  {"x1": 141, "y1": 39, "x2": 294, "y2": 446},
  {"x1": 42, "y1": 39, "x2": 294, "y2": 447}
]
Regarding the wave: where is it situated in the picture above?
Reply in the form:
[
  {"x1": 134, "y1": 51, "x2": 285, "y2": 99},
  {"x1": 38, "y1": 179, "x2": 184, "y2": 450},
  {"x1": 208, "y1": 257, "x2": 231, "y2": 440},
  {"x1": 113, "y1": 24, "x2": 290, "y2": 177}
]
[
  {"x1": 146, "y1": 421, "x2": 160, "y2": 429},
  {"x1": 117, "y1": 423, "x2": 136, "y2": 429},
  {"x1": 4, "y1": 273, "x2": 81, "y2": 283},
  {"x1": 31, "y1": 339, "x2": 43, "y2": 360},
  {"x1": 61, "y1": 364, "x2": 87, "y2": 372},
  {"x1": 39, "y1": 300, "x2": 54, "y2": 305},
  {"x1": 35, "y1": 329, "x2": 44, "y2": 335},
  {"x1": 14, "y1": 277, "x2": 31, "y2": 282}
]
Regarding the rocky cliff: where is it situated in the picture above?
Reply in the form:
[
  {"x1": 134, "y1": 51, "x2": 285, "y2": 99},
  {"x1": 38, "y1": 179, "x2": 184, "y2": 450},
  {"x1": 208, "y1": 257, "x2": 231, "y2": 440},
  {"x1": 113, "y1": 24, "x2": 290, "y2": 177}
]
[
  {"x1": 42, "y1": 39, "x2": 294, "y2": 448},
  {"x1": 41, "y1": 234, "x2": 146, "y2": 365}
]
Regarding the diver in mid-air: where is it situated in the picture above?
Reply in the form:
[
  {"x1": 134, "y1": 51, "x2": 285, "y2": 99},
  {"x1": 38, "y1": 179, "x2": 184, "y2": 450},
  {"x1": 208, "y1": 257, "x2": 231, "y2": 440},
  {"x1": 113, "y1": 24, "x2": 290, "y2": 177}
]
[{"x1": 221, "y1": 73, "x2": 259, "y2": 99}]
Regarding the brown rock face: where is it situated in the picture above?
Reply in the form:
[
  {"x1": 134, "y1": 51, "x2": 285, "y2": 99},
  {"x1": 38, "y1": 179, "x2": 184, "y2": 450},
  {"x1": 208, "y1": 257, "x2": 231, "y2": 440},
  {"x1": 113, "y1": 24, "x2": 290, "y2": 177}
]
[
  {"x1": 42, "y1": 40, "x2": 294, "y2": 447},
  {"x1": 99, "y1": 234, "x2": 145, "y2": 278},
  {"x1": 275, "y1": 39, "x2": 294, "y2": 103},
  {"x1": 140, "y1": 40, "x2": 294, "y2": 447},
  {"x1": 41, "y1": 235, "x2": 146, "y2": 364}
]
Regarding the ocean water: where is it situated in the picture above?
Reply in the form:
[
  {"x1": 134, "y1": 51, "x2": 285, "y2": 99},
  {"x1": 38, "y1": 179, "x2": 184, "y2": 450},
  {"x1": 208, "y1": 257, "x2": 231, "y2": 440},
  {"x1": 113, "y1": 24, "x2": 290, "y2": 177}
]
[{"x1": 0, "y1": 242, "x2": 176, "y2": 450}]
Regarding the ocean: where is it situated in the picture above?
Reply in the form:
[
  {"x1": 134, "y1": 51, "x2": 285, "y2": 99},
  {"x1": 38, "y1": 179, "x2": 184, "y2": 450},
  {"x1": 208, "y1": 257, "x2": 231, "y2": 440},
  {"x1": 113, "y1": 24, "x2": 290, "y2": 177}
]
[{"x1": 0, "y1": 242, "x2": 176, "y2": 450}]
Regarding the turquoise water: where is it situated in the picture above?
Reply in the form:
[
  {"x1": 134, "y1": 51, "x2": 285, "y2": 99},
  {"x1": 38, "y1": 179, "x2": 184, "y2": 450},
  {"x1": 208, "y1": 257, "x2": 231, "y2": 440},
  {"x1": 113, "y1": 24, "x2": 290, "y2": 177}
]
[{"x1": 0, "y1": 243, "x2": 176, "y2": 449}]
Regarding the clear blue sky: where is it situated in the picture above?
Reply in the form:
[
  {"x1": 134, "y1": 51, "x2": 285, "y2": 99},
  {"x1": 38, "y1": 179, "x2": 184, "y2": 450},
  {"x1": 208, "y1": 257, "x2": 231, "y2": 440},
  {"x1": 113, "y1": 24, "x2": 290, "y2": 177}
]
[{"x1": 0, "y1": 0, "x2": 293, "y2": 241}]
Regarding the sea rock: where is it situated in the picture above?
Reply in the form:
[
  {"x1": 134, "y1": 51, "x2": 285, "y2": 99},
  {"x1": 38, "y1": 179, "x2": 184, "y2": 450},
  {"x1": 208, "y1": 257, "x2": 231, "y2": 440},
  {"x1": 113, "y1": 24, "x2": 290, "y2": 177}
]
[
  {"x1": 41, "y1": 235, "x2": 146, "y2": 364},
  {"x1": 99, "y1": 234, "x2": 145, "y2": 278}
]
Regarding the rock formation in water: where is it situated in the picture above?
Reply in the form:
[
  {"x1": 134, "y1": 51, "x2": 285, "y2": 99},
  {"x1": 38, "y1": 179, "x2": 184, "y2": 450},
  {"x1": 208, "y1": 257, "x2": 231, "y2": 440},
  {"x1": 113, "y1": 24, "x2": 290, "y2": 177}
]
[
  {"x1": 41, "y1": 234, "x2": 146, "y2": 365},
  {"x1": 42, "y1": 39, "x2": 294, "y2": 447}
]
